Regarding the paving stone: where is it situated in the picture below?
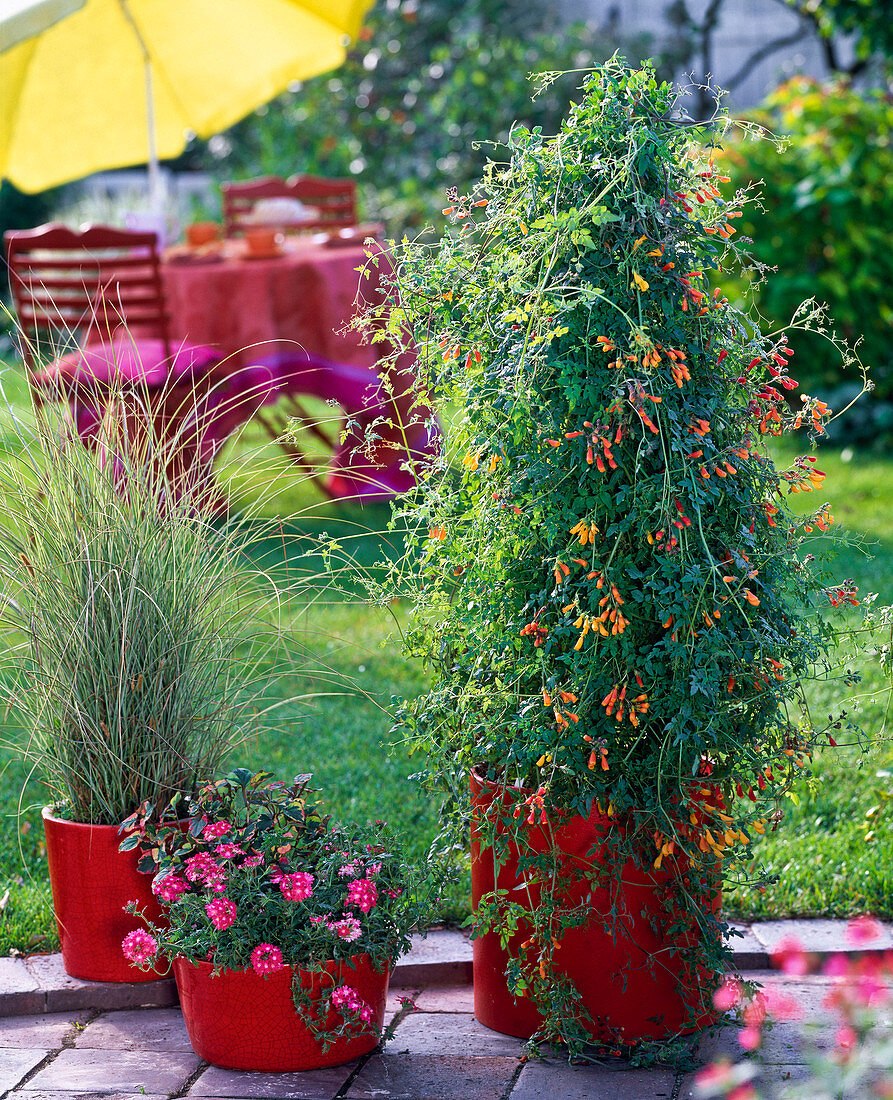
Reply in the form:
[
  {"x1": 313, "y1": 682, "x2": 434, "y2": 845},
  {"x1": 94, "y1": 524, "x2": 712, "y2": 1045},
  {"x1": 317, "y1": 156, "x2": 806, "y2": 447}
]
[
  {"x1": 511, "y1": 1062, "x2": 676, "y2": 1100},
  {"x1": 0, "y1": 1047, "x2": 50, "y2": 1090},
  {"x1": 694, "y1": 973, "x2": 839, "y2": 1068},
  {"x1": 0, "y1": 1011, "x2": 87, "y2": 1047},
  {"x1": 187, "y1": 1060, "x2": 360, "y2": 1098},
  {"x1": 387, "y1": 1011, "x2": 523, "y2": 1057},
  {"x1": 392, "y1": 931, "x2": 472, "y2": 986},
  {"x1": 0, "y1": 957, "x2": 45, "y2": 1016},
  {"x1": 750, "y1": 919, "x2": 893, "y2": 958},
  {"x1": 411, "y1": 985, "x2": 475, "y2": 1013},
  {"x1": 26, "y1": 1048, "x2": 200, "y2": 1092},
  {"x1": 16, "y1": 1094, "x2": 169, "y2": 1100},
  {"x1": 24, "y1": 954, "x2": 179, "y2": 1014},
  {"x1": 726, "y1": 923, "x2": 770, "y2": 970},
  {"x1": 677, "y1": 1063, "x2": 809, "y2": 1098},
  {"x1": 72, "y1": 1006, "x2": 193, "y2": 1050},
  {"x1": 386, "y1": 987, "x2": 420, "y2": 1026},
  {"x1": 346, "y1": 1053, "x2": 519, "y2": 1099}
]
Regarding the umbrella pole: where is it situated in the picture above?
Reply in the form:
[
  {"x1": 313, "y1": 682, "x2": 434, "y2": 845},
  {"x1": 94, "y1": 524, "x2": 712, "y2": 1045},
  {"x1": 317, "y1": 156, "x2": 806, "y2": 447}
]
[{"x1": 118, "y1": 0, "x2": 163, "y2": 214}]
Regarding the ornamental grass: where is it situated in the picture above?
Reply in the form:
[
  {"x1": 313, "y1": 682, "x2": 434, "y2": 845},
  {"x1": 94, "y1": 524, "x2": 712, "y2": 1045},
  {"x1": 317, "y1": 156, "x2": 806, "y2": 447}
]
[{"x1": 0, "y1": 391, "x2": 283, "y2": 825}]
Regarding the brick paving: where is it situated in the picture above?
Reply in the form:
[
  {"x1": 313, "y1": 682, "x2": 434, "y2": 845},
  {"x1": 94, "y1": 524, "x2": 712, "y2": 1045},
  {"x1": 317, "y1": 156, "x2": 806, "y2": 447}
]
[{"x1": 0, "y1": 922, "x2": 887, "y2": 1099}]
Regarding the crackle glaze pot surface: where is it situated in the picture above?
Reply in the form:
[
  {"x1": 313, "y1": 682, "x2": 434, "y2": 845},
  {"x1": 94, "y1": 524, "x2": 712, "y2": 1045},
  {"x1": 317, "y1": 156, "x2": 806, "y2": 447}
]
[
  {"x1": 470, "y1": 770, "x2": 720, "y2": 1044},
  {"x1": 42, "y1": 808, "x2": 167, "y2": 982},
  {"x1": 173, "y1": 954, "x2": 389, "y2": 1072}
]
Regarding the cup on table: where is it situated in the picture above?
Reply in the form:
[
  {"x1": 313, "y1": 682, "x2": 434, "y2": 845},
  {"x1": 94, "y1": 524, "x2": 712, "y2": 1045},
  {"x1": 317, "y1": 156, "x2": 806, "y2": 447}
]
[
  {"x1": 185, "y1": 222, "x2": 221, "y2": 247},
  {"x1": 244, "y1": 227, "x2": 284, "y2": 256}
]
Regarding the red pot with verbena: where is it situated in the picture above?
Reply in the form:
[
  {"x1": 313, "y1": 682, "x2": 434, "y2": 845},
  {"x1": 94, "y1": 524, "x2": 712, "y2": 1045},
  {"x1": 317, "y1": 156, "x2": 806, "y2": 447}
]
[
  {"x1": 125, "y1": 770, "x2": 436, "y2": 1072},
  {"x1": 377, "y1": 57, "x2": 864, "y2": 1057}
]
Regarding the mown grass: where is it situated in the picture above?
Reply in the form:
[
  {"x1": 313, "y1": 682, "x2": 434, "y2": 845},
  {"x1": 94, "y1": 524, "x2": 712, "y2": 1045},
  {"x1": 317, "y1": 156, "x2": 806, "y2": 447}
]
[{"x1": 0, "y1": 358, "x2": 890, "y2": 953}]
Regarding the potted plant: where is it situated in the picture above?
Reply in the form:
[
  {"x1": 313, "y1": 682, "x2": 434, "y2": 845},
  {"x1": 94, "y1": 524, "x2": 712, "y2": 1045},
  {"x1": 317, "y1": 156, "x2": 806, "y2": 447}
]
[
  {"x1": 124, "y1": 769, "x2": 435, "y2": 1072},
  {"x1": 0, "y1": 407, "x2": 277, "y2": 981},
  {"x1": 376, "y1": 58, "x2": 864, "y2": 1054}
]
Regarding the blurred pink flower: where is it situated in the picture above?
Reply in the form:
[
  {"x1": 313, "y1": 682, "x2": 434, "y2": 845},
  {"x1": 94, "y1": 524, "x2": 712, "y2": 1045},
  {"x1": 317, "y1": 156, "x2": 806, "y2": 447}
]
[
  {"x1": 847, "y1": 916, "x2": 883, "y2": 946},
  {"x1": 713, "y1": 977, "x2": 742, "y2": 1012},
  {"x1": 771, "y1": 935, "x2": 809, "y2": 976},
  {"x1": 823, "y1": 953, "x2": 850, "y2": 978},
  {"x1": 738, "y1": 1025, "x2": 762, "y2": 1051},
  {"x1": 762, "y1": 984, "x2": 803, "y2": 1021}
]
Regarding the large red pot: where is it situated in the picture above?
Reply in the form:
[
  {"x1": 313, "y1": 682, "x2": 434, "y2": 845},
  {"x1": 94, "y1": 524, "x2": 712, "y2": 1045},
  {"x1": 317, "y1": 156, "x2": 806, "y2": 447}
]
[
  {"x1": 173, "y1": 954, "x2": 389, "y2": 1071},
  {"x1": 42, "y1": 808, "x2": 168, "y2": 982},
  {"x1": 470, "y1": 770, "x2": 720, "y2": 1044}
]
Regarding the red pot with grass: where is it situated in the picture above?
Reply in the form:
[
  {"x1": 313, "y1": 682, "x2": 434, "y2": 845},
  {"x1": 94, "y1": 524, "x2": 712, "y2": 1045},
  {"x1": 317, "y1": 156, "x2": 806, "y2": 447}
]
[
  {"x1": 173, "y1": 953, "x2": 389, "y2": 1071},
  {"x1": 42, "y1": 808, "x2": 168, "y2": 982},
  {"x1": 470, "y1": 769, "x2": 720, "y2": 1044}
]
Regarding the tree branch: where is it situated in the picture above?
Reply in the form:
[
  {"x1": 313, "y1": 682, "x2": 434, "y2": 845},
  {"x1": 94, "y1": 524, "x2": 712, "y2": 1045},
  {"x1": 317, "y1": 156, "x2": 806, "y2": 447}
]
[{"x1": 723, "y1": 27, "x2": 813, "y2": 92}]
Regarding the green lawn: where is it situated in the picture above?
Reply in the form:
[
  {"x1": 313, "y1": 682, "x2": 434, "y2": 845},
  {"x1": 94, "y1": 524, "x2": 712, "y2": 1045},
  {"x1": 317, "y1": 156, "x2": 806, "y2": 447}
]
[{"x1": 0, "y1": 359, "x2": 890, "y2": 953}]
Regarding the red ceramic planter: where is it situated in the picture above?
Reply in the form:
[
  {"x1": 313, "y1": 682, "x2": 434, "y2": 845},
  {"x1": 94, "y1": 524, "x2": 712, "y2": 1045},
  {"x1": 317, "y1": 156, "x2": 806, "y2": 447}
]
[
  {"x1": 470, "y1": 770, "x2": 720, "y2": 1044},
  {"x1": 42, "y1": 808, "x2": 167, "y2": 982},
  {"x1": 173, "y1": 954, "x2": 389, "y2": 1071}
]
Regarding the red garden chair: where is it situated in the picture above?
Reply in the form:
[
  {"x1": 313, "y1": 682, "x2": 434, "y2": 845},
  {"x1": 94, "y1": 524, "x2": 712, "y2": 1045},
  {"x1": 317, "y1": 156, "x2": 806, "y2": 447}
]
[
  {"x1": 4, "y1": 223, "x2": 222, "y2": 507},
  {"x1": 221, "y1": 175, "x2": 358, "y2": 237}
]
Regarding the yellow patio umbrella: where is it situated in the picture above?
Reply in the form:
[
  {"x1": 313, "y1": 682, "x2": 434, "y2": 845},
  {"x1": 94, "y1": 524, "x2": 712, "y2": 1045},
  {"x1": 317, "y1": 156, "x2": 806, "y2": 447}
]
[{"x1": 0, "y1": 0, "x2": 374, "y2": 197}]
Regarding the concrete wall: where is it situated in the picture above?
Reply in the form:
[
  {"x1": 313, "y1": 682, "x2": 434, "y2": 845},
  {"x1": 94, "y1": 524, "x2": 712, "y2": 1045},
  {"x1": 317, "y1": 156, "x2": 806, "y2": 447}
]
[{"x1": 558, "y1": 0, "x2": 856, "y2": 107}]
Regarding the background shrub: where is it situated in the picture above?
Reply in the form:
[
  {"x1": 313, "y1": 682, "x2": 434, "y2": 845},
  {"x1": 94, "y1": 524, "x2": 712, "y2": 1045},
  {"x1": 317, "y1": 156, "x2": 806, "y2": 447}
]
[{"x1": 723, "y1": 77, "x2": 893, "y2": 444}]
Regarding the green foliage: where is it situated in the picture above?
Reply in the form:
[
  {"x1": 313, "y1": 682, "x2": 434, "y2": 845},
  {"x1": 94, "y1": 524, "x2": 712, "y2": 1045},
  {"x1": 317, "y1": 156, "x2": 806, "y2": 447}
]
[
  {"x1": 125, "y1": 769, "x2": 438, "y2": 1050},
  {"x1": 0, "y1": 182, "x2": 58, "y2": 297},
  {"x1": 377, "y1": 57, "x2": 865, "y2": 1051},
  {"x1": 211, "y1": 0, "x2": 653, "y2": 232},
  {"x1": 723, "y1": 77, "x2": 893, "y2": 436},
  {"x1": 789, "y1": 0, "x2": 893, "y2": 65}
]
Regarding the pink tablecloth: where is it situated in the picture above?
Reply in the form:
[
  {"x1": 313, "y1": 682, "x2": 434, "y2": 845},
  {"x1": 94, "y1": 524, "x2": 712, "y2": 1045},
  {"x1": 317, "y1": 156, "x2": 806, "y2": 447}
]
[
  {"x1": 162, "y1": 235, "x2": 382, "y2": 372},
  {"x1": 161, "y1": 236, "x2": 435, "y2": 499}
]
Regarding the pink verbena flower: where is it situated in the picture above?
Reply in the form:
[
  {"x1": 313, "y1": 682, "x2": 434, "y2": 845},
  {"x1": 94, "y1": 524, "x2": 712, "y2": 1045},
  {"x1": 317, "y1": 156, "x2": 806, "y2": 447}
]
[
  {"x1": 240, "y1": 853, "x2": 264, "y2": 870},
  {"x1": 251, "y1": 943, "x2": 285, "y2": 976},
  {"x1": 278, "y1": 871, "x2": 314, "y2": 902},
  {"x1": 151, "y1": 873, "x2": 187, "y2": 902},
  {"x1": 331, "y1": 915, "x2": 362, "y2": 942},
  {"x1": 214, "y1": 843, "x2": 246, "y2": 860},
  {"x1": 205, "y1": 898, "x2": 237, "y2": 930},
  {"x1": 184, "y1": 852, "x2": 225, "y2": 885},
  {"x1": 346, "y1": 877, "x2": 378, "y2": 914},
  {"x1": 331, "y1": 984, "x2": 373, "y2": 1022},
  {"x1": 202, "y1": 820, "x2": 232, "y2": 839},
  {"x1": 122, "y1": 929, "x2": 157, "y2": 965},
  {"x1": 338, "y1": 860, "x2": 361, "y2": 878}
]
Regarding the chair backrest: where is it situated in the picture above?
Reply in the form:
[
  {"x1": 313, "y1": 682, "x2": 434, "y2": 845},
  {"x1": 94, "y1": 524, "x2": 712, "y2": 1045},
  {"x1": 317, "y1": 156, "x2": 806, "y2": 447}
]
[
  {"x1": 221, "y1": 175, "x2": 358, "y2": 237},
  {"x1": 4, "y1": 223, "x2": 171, "y2": 373}
]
